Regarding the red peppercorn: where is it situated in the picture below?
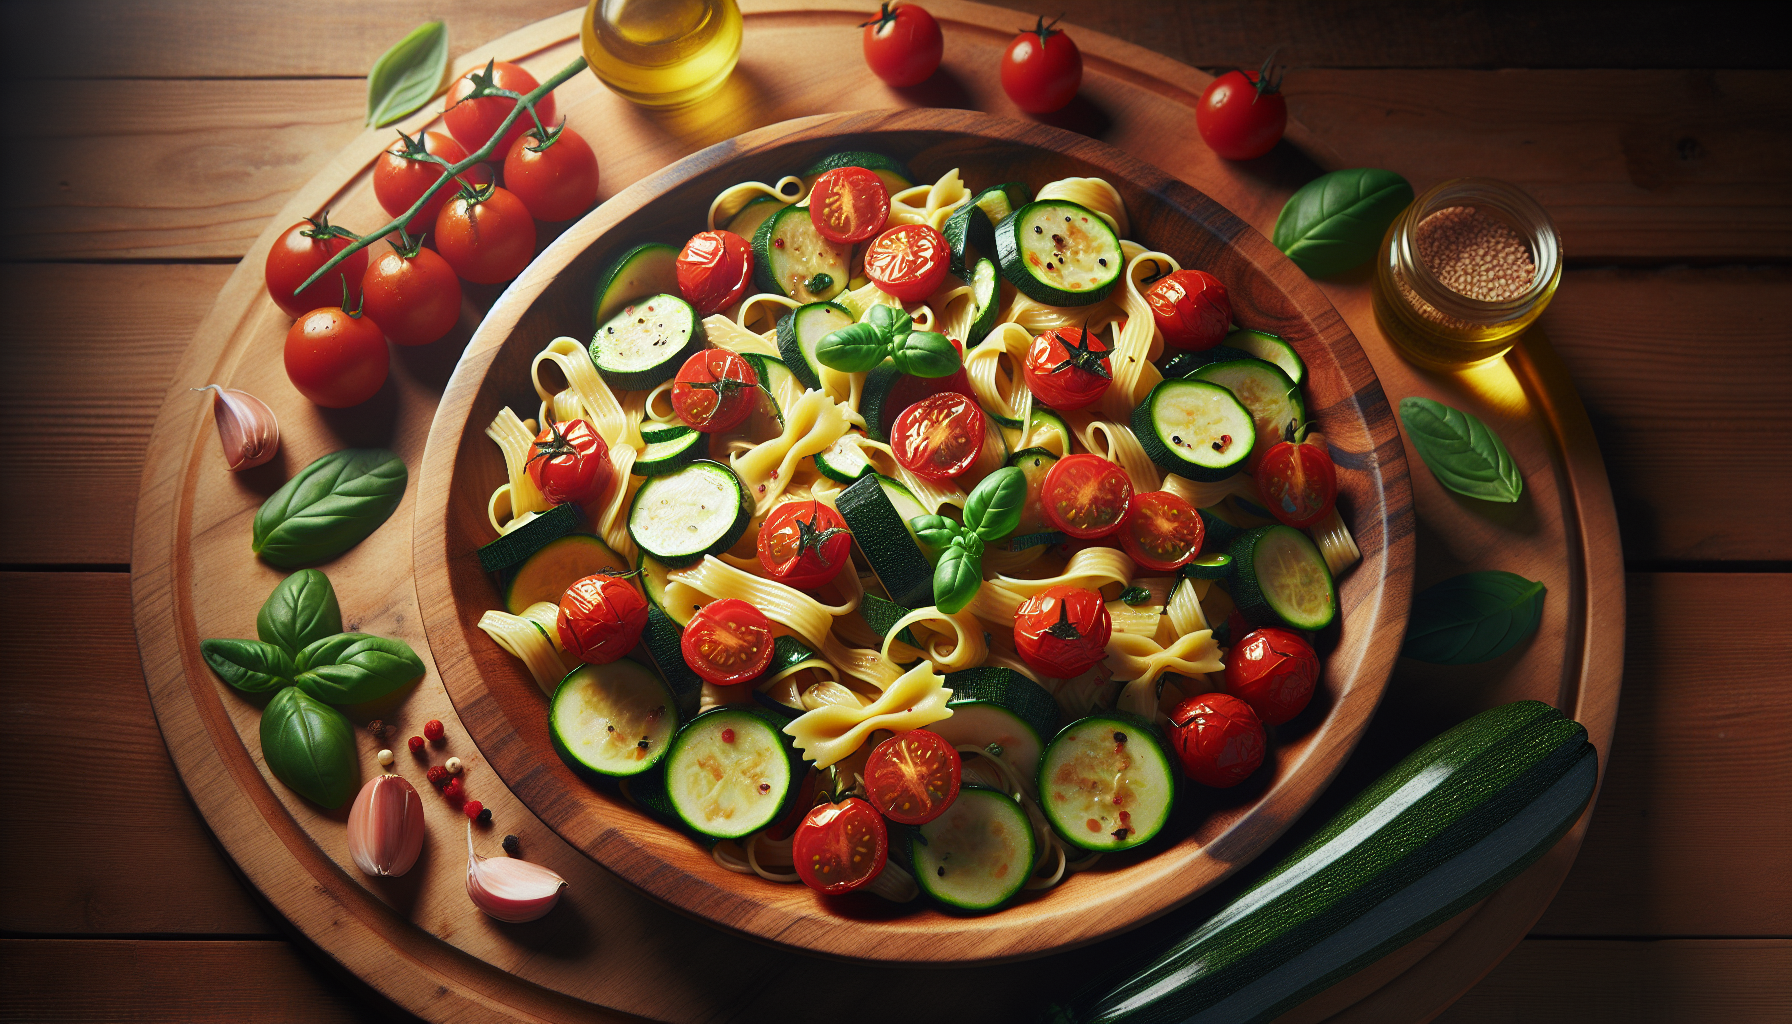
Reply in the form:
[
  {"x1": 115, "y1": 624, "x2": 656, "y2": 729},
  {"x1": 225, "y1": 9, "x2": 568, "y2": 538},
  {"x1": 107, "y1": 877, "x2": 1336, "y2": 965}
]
[
  {"x1": 442, "y1": 777, "x2": 464, "y2": 800},
  {"x1": 463, "y1": 799, "x2": 484, "y2": 821},
  {"x1": 408, "y1": 735, "x2": 425, "y2": 754},
  {"x1": 424, "y1": 719, "x2": 446, "y2": 742},
  {"x1": 426, "y1": 765, "x2": 449, "y2": 787}
]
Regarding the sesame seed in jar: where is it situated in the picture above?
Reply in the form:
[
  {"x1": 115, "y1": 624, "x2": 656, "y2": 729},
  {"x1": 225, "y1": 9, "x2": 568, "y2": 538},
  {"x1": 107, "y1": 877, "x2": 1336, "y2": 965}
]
[{"x1": 1416, "y1": 206, "x2": 1536, "y2": 302}]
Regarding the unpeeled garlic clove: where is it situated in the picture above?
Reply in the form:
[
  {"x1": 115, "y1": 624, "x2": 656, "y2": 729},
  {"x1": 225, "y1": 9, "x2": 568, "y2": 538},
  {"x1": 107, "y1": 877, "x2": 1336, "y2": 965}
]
[
  {"x1": 466, "y1": 823, "x2": 566, "y2": 922},
  {"x1": 347, "y1": 774, "x2": 425, "y2": 877},
  {"x1": 194, "y1": 384, "x2": 279, "y2": 471}
]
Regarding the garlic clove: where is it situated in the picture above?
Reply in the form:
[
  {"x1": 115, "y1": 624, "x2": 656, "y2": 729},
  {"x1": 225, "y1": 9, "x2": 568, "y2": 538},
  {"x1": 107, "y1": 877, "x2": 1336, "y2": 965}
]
[
  {"x1": 194, "y1": 384, "x2": 279, "y2": 471},
  {"x1": 346, "y1": 774, "x2": 425, "y2": 877},
  {"x1": 466, "y1": 823, "x2": 566, "y2": 922}
]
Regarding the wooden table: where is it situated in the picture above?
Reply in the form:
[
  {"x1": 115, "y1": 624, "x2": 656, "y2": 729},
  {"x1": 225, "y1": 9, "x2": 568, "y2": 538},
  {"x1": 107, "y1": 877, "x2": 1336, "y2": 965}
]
[{"x1": 2, "y1": 2, "x2": 1788, "y2": 1021}]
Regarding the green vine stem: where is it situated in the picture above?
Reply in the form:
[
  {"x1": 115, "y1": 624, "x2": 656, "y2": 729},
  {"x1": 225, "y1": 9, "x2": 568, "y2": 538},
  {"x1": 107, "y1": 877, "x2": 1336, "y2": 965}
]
[{"x1": 293, "y1": 55, "x2": 589, "y2": 298}]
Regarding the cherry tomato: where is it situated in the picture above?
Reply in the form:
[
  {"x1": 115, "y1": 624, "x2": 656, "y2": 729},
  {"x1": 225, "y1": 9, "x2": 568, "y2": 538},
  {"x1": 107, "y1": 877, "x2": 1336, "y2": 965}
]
[
  {"x1": 758, "y1": 500, "x2": 852, "y2": 590},
  {"x1": 1257, "y1": 439, "x2": 1338, "y2": 529},
  {"x1": 503, "y1": 126, "x2": 600, "y2": 223},
  {"x1": 444, "y1": 60, "x2": 557, "y2": 159},
  {"x1": 372, "y1": 131, "x2": 493, "y2": 232},
  {"x1": 283, "y1": 299, "x2": 388, "y2": 408},
  {"x1": 1225, "y1": 628, "x2": 1320, "y2": 726},
  {"x1": 860, "y1": 2, "x2": 943, "y2": 88},
  {"x1": 434, "y1": 184, "x2": 537, "y2": 284},
  {"x1": 671, "y1": 348, "x2": 759, "y2": 433},
  {"x1": 681, "y1": 598, "x2": 775, "y2": 686},
  {"x1": 892, "y1": 392, "x2": 987, "y2": 482},
  {"x1": 864, "y1": 729, "x2": 961, "y2": 825},
  {"x1": 1118, "y1": 490, "x2": 1205, "y2": 572},
  {"x1": 1195, "y1": 57, "x2": 1287, "y2": 161},
  {"x1": 1145, "y1": 269, "x2": 1232, "y2": 352},
  {"x1": 264, "y1": 216, "x2": 367, "y2": 319},
  {"x1": 525, "y1": 418, "x2": 613, "y2": 507},
  {"x1": 1167, "y1": 692, "x2": 1266, "y2": 787},
  {"x1": 881, "y1": 335, "x2": 974, "y2": 436},
  {"x1": 1013, "y1": 585, "x2": 1112, "y2": 679},
  {"x1": 360, "y1": 241, "x2": 463, "y2": 346},
  {"x1": 1023, "y1": 325, "x2": 1112, "y2": 411},
  {"x1": 864, "y1": 224, "x2": 949, "y2": 302},
  {"x1": 1042, "y1": 454, "x2": 1132, "y2": 539},
  {"x1": 674, "y1": 230, "x2": 755, "y2": 316},
  {"x1": 556, "y1": 571, "x2": 649, "y2": 664},
  {"x1": 1000, "y1": 16, "x2": 1082, "y2": 114},
  {"x1": 808, "y1": 166, "x2": 891, "y2": 245},
  {"x1": 793, "y1": 794, "x2": 889, "y2": 894}
]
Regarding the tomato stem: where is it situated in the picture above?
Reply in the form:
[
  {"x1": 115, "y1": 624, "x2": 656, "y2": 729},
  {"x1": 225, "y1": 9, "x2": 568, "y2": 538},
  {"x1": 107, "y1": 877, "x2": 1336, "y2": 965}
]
[
  {"x1": 1252, "y1": 48, "x2": 1286, "y2": 98},
  {"x1": 337, "y1": 277, "x2": 367, "y2": 319},
  {"x1": 858, "y1": 2, "x2": 900, "y2": 31},
  {"x1": 1021, "y1": 13, "x2": 1065, "y2": 44}
]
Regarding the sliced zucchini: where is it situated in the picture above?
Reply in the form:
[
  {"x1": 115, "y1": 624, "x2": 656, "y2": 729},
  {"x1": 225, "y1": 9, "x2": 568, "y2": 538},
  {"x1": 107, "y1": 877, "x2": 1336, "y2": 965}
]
[
  {"x1": 724, "y1": 195, "x2": 785, "y2": 241},
  {"x1": 912, "y1": 787, "x2": 1036, "y2": 912},
  {"x1": 549, "y1": 660, "x2": 679, "y2": 778},
  {"x1": 635, "y1": 552, "x2": 690, "y2": 624},
  {"x1": 634, "y1": 427, "x2": 709, "y2": 477},
  {"x1": 753, "y1": 203, "x2": 849, "y2": 303},
  {"x1": 1158, "y1": 347, "x2": 1244, "y2": 380},
  {"x1": 858, "y1": 364, "x2": 905, "y2": 443},
  {"x1": 740, "y1": 352, "x2": 801, "y2": 426},
  {"x1": 1190, "y1": 358, "x2": 1306, "y2": 467},
  {"x1": 999, "y1": 406, "x2": 1072, "y2": 456},
  {"x1": 663, "y1": 706, "x2": 797, "y2": 839},
  {"x1": 1224, "y1": 329, "x2": 1306, "y2": 387},
  {"x1": 590, "y1": 292, "x2": 704, "y2": 391},
  {"x1": 1132, "y1": 379, "x2": 1257, "y2": 480},
  {"x1": 1006, "y1": 447, "x2": 1060, "y2": 536},
  {"x1": 1198, "y1": 507, "x2": 1244, "y2": 551},
  {"x1": 775, "y1": 301, "x2": 854, "y2": 391},
  {"x1": 994, "y1": 200, "x2": 1124, "y2": 306},
  {"x1": 858, "y1": 592, "x2": 920, "y2": 649},
  {"x1": 814, "y1": 432, "x2": 877, "y2": 483},
  {"x1": 477, "y1": 502, "x2": 585, "y2": 576},
  {"x1": 943, "y1": 183, "x2": 1030, "y2": 277},
  {"x1": 799, "y1": 150, "x2": 915, "y2": 196},
  {"x1": 1039, "y1": 714, "x2": 1177, "y2": 853},
  {"x1": 640, "y1": 421, "x2": 689, "y2": 443},
  {"x1": 1179, "y1": 551, "x2": 1235, "y2": 580},
  {"x1": 640, "y1": 604, "x2": 705, "y2": 715},
  {"x1": 966, "y1": 257, "x2": 1002, "y2": 346},
  {"x1": 502, "y1": 534, "x2": 628, "y2": 614},
  {"x1": 627, "y1": 460, "x2": 753, "y2": 568},
  {"x1": 1229, "y1": 525, "x2": 1336, "y2": 632},
  {"x1": 594, "y1": 242, "x2": 680, "y2": 328},
  {"x1": 934, "y1": 667, "x2": 1060, "y2": 785},
  {"x1": 835, "y1": 473, "x2": 935, "y2": 607}
]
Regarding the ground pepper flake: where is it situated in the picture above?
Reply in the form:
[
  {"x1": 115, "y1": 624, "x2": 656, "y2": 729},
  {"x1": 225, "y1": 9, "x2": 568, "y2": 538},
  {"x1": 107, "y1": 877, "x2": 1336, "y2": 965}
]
[{"x1": 1416, "y1": 206, "x2": 1536, "y2": 301}]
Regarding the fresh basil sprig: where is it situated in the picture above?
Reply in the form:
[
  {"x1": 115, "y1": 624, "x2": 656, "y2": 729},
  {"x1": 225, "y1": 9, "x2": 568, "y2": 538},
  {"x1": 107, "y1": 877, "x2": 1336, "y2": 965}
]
[
  {"x1": 1402, "y1": 570, "x2": 1546, "y2": 664},
  {"x1": 295, "y1": 633, "x2": 428, "y2": 706},
  {"x1": 255, "y1": 569, "x2": 343, "y2": 654},
  {"x1": 1273, "y1": 168, "x2": 1414, "y2": 278},
  {"x1": 908, "y1": 467, "x2": 1027, "y2": 613},
  {"x1": 253, "y1": 448, "x2": 408, "y2": 567},
  {"x1": 815, "y1": 305, "x2": 962, "y2": 378},
  {"x1": 260, "y1": 687, "x2": 361, "y2": 809},
  {"x1": 366, "y1": 21, "x2": 449, "y2": 128},
  {"x1": 1399, "y1": 397, "x2": 1523, "y2": 503}
]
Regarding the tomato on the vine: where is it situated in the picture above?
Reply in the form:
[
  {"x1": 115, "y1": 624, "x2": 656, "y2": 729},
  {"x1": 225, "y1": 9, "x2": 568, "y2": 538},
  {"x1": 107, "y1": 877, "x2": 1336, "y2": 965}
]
[
  {"x1": 1000, "y1": 15, "x2": 1081, "y2": 114},
  {"x1": 892, "y1": 392, "x2": 988, "y2": 482},
  {"x1": 1013, "y1": 585, "x2": 1112, "y2": 679},
  {"x1": 434, "y1": 183, "x2": 537, "y2": 284},
  {"x1": 758, "y1": 500, "x2": 852, "y2": 590},
  {"x1": 1224, "y1": 627, "x2": 1320, "y2": 726},
  {"x1": 808, "y1": 166, "x2": 890, "y2": 245},
  {"x1": 865, "y1": 729, "x2": 961, "y2": 825},
  {"x1": 793, "y1": 794, "x2": 889, "y2": 894},
  {"x1": 283, "y1": 292, "x2": 388, "y2": 408},
  {"x1": 525, "y1": 418, "x2": 613, "y2": 506},
  {"x1": 361, "y1": 235, "x2": 463, "y2": 346},
  {"x1": 1145, "y1": 269, "x2": 1232, "y2": 352},
  {"x1": 1118, "y1": 490, "x2": 1204, "y2": 572},
  {"x1": 674, "y1": 230, "x2": 755, "y2": 316},
  {"x1": 671, "y1": 348, "x2": 760, "y2": 433},
  {"x1": 864, "y1": 223, "x2": 948, "y2": 302},
  {"x1": 682, "y1": 598, "x2": 776, "y2": 686},
  {"x1": 1195, "y1": 55, "x2": 1287, "y2": 161},
  {"x1": 265, "y1": 215, "x2": 367, "y2": 319},
  {"x1": 1167, "y1": 693, "x2": 1266, "y2": 788},
  {"x1": 1023, "y1": 324, "x2": 1112, "y2": 411},
  {"x1": 372, "y1": 130, "x2": 493, "y2": 232},
  {"x1": 444, "y1": 60, "x2": 556, "y2": 159},
  {"x1": 860, "y1": 2, "x2": 943, "y2": 88},
  {"x1": 1257, "y1": 438, "x2": 1338, "y2": 529},
  {"x1": 503, "y1": 125, "x2": 600, "y2": 223},
  {"x1": 1042, "y1": 454, "x2": 1132, "y2": 539},
  {"x1": 556, "y1": 571, "x2": 648, "y2": 665}
]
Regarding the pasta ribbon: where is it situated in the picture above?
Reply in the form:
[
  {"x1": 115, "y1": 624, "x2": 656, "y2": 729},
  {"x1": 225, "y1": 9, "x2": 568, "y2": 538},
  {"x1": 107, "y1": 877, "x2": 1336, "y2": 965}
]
[
  {"x1": 477, "y1": 609, "x2": 574, "y2": 695},
  {"x1": 783, "y1": 660, "x2": 954, "y2": 768},
  {"x1": 881, "y1": 606, "x2": 989, "y2": 674},
  {"x1": 591, "y1": 443, "x2": 639, "y2": 561},
  {"x1": 1099, "y1": 251, "x2": 1178, "y2": 421},
  {"x1": 1065, "y1": 413, "x2": 1163, "y2": 493},
  {"x1": 1311, "y1": 506, "x2": 1362, "y2": 575},
  {"x1": 1104, "y1": 629, "x2": 1224, "y2": 687},
  {"x1": 933, "y1": 281, "x2": 977, "y2": 343},
  {"x1": 964, "y1": 322, "x2": 1035, "y2": 435},
  {"x1": 667, "y1": 556, "x2": 835, "y2": 650},
  {"x1": 1037, "y1": 176, "x2": 1129, "y2": 237},
  {"x1": 485, "y1": 407, "x2": 552, "y2": 533},
  {"x1": 1001, "y1": 290, "x2": 1123, "y2": 336},
  {"x1": 1168, "y1": 577, "x2": 1213, "y2": 638},
  {"x1": 1105, "y1": 600, "x2": 1161, "y2": 637},
  {"x1": 731, "y1": 292, "x2": 800, "y2": 335},
  {"x1": 702, "y1": 313, "x2": 781, "y2": 358},
  {"x1": 818, "y1": 634, "x2": 909, "y2": 691},
  {"x1": 859, "y1": 438, "x2": 966, "y2": 513},
  {"x1": 968, "y1": 547, "x2": 1136, "y2": 626},
  {"x1": 706, "y1": 176, "x2": 802, "y2": 230},
  {"x1": 731, "y1": 388, "x2": 852, "y2": 513},
  {"x1": 532, "y1": 337, "x2": 630, "y2": 447},
  {"x1": 1162, "y1": 471, "x2": 1258, "y2": 509}
]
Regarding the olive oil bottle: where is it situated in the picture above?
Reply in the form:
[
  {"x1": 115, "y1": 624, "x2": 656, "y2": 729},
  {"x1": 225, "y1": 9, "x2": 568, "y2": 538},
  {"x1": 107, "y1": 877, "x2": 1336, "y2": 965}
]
[{"x1": 582, "y1": 0, "x2": 743, "y2": 108}]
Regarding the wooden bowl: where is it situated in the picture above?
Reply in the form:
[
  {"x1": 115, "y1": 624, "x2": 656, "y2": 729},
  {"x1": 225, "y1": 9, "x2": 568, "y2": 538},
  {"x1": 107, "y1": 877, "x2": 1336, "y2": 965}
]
[{"x1": 415, "y1": 108, "x2": 1414, "y2": 964}]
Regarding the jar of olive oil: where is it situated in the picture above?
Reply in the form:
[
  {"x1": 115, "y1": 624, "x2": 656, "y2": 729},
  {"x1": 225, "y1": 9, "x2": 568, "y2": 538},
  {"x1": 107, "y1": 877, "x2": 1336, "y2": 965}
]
[
  {"x1": 1372, "y1": 178, "x2": 1562, "y2": 370},
  {"x1": 582, "y1": 0, "x2": 743, "y2": 108}
]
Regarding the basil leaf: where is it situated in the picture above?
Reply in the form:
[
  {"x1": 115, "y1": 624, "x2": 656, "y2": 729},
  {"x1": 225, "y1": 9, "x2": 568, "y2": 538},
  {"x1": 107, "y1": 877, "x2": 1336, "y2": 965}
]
[
  {"x1": 255, "y1": 570, "x2": 342, "y2": 655},
  {"x1": 253, "y1": 449, "x2": 408, "y2": 568},
  {"x1": 200, "y1": 638, "x2": 297, "y2": 693},
  {"x1": 1119, "y1": 586, "x2": 1151, "y2": 606},
  {"x1": 366, "y1": 21, "x2": 449, "y2": 128},
  {"x1": 963, "y1": 467, "x2": 1027, "y2": 541},
  {"x1": 1402, "y1": 571, "x2": 1546, "y2": 664},
  {"x1": 866, "y1": 303, "x2": 910, "y2": 339},
  {"x1": 815, "y1": 322, "x2": 889, "y2": 373},
  {"x1": 294, "y1": 633, "x2": 426, "y2": 705},
  {"x1": 932, "y1": 542, "x2": 985, "y2": 615},
  {"x1": 260, "y1": 687, "x2": 360, "y2": 809},
  {"x1": 889, "y1": 331, "x2": 962, "y2": 378},
  {"x1": 908, "y1": 514, "x2": 963, "y2": 550},
  {"x1": 1399, "y1": 397, "x2": 1523, "y2": 503},
  {"x1": 1273, "y1": 168, "x2": 1414, "y2": 278}
]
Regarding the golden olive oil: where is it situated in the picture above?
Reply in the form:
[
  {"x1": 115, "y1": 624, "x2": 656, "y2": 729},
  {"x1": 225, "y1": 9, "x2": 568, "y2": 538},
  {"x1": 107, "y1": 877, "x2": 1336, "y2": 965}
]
[{"x1": 582, "y1": 0, "x2": 743, "y2": 108}]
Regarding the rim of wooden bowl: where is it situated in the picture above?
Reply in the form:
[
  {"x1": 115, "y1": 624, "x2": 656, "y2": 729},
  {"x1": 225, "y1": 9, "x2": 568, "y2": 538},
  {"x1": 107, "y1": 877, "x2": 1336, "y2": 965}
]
[{"x1": 415, "y1": 107, "x2": 1414, "y2": 965}]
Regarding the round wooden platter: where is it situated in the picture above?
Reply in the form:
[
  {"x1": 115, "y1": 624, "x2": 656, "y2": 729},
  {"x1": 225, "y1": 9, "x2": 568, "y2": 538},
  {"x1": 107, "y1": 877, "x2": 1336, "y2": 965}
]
[{"x1": 129, "y1": 3, "x2": 1623, "y2": 1022}]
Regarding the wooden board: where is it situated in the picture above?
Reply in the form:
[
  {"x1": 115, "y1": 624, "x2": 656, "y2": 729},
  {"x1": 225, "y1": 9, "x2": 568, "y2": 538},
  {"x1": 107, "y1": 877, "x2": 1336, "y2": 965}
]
[{"x1": 126, "y1": 3, "x2": 1623, "y2": 1020}]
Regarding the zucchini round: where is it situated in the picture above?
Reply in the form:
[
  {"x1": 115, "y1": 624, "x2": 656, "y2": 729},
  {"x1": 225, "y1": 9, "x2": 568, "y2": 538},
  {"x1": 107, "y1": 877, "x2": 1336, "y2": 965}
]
[
  {"x1": 663, "y1": 707, "x2": 797, "y2": 839},
  {"x1": 994, "y1": 200, "x2": 1124, "y2": 306},
  {"x1": 1189, "y1": 358, "x2": 1305, "y2": 467},
  {"x1": 502, "y1": 533, "x2": 629, "y2": 614},
  {"x1": 634, "y1": 427, "x2": 708, "y2": 477},
  {"x1": 934, "y1": 667, "x2": 1061, "y2": 786},
  {"x1": 594, "y1": 242, "x2": 680, "y2": 328},
  {"x1": 477, "y1": 501, "x2": 585, "y2": 577},
  {"x1": 911, "y1": 787, "x2": 1037, "y2": 911},
  {"x1": 627, "y1": 460, "x2": 753, "y2": 568},
  {"x1": 835, "y1": 473, "x2": 935, "y2": 607},
  {"x1": 775, "y1": 301, "x2": 854, "y2": 391},
  {"x1": 1229, "y1": 525, "x2": 1336, "y2": 632},
  {"x1": 1039, "y1": 715, "x2": 1176, "y2": 853},
  {"x1": 590, "y1": 292, "x2": 704, "y2": 391},
  {"x1": 1223, "y1": 329, "x2": 1306, "y2": 387},
  {"x1": 549, "y1": 659, "x2": 679, "y2": 778},
  {"x1": 753, "y1": 203, "x2": 849, "y2": 303},
  {"x1": 1131, "y1": 379, "x2": 1257, "y2": 480}
]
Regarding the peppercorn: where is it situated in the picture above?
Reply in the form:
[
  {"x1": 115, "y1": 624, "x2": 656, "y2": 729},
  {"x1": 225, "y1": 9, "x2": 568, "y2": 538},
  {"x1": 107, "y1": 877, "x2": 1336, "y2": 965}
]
[
  {"x1": 477, "y1": 807, "x2": 493, "y2": 826},
  {"x1": 426, "y1": 765, "x2": 449, "y2": 787},
  {"x1": 442, "y1": 777, "x2": 464, "y2": 800},
  {"x1": 376, "y1": 748, "x2": 394, "y2": 767},
  {"x1": 501, "y1": 834, "x2": 520, "y2": 856},
  {"x1": 423, "y1": 719, "x2": 445, "y2": 742},
  {"x1": 366, "y1": 719, "x2": 386, "y2": 739},
  {"x1": 407, "y1": 735, "x2": 425, "y2": 755}
]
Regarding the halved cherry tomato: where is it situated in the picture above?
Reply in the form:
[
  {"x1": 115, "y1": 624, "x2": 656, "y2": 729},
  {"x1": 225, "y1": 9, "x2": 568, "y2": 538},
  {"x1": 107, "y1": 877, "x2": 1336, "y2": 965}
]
[
  {"x1": 525, "y1": 418, "x2": 613, "y2": 506},
  {"x1": 1257, "y1": 439, "x2": 1338, "y2": 529},
  {"x1": 444, "y1": 60, "x2": 556, "y2": 159},
  {"x1": 372, "y1": 131, "x2": 493, "y2": 232},
  {"x1": 881, "y1": 335, "x2": 974, "y2": 436},
  {"x1": 674, "y1": 230, "x2": 754, "y2": 316},
  {"x1": 758, "y1": 500, "x2": 852, "y2": 590},
  {"x1": 793, "y1": 795, "x2": 888, "y2": 894},
  {"x1": 891, "y1": 392, "x2": 987, "y2": 482},
  {"x1": 1225, "y1": 627, "x2": 1320, "y2": 725},
  {"x1": 265, "y1": 215, "x2": 367, "y2": 320},
  {"x1": 861, "y1": 2, "x2": 943, "y2": 87},
  {"x1": 808, "y1": 166, "x2": 889, "y2": 245},
  {"x1": 681, "y1": 598, "x2": 775, "y2": 685},
  {"x1": 1145, "y1": 269, "x2": 1232, "y2": 352},
  {"x1": 864, "y1": 223, "x2": 948, "y2": 302},
  {"x1": 1118, "y1": 490, "x2": 1204, "y2": 572},
  {"x1": 1013, "y1": 585, "x2": 1112, "y2": 678},
  {"x1": 1023, "y1": 324, "x2": 1112, "y2": 411},
  {"x1": 556, "y1": 571, "x2": 649, "y2": 665},
  {"x1": 1041, "y1": 454, "x2": 1132, "y2": 539},
  {"x1": 865, "y1": 729, "x2": 961, "y2": 825},
  {"x1": 671, "y1": 348, "x2": 759, "y2": 433},
  {"x1": 1167, "y1": 692, "x2": 1265, "y2": 787}
]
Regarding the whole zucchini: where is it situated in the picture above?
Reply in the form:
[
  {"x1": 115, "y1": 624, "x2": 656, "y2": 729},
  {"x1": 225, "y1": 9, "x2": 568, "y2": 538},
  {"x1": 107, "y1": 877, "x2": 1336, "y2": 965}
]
[{"x1": 1050, "y1": 700, "x2": 1598, "y2": 1024}]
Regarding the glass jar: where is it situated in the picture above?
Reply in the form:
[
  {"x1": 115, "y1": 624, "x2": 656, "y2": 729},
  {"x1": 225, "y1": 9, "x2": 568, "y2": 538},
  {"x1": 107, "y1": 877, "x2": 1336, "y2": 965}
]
[
  {"x1": 582, "y1": 0, "x2": 743, "y2": 109},
  {"x1": 1372, "y1": 178, "x2": 1561, "y2": 371}
]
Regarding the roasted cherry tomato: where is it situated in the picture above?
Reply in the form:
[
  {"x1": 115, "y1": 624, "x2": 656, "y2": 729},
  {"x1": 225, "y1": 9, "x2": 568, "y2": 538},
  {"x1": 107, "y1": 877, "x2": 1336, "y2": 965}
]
[
  {"x1": 671, "y1": 348, "x2": 760, "y2": 433},
  {"x1": 283, "y1": 297, "x2": 388, "y2": 408},
  {"x1": 525, "y1": 418, "x2": 613, "y2": 507},
  {"x1": 265, "y1": 215, "x2": 367, "y2": 319},
  {"x1": 674, "y1": 230, "x2": 755, "y2": 316},
  {"x1": 881, "y1": 335, "x2": 974, "y2": 436},
  {"x1": 1000, "y1": 15, "x2": 1082, "y2": 114},
  {"x1": 1196, "y1": 56, "x2": 1287, "y2": 161},
  {"x1": 864, "y1": 223, "x2": 949, "y2": 302},
  {"x1": 503, "y1": 125, "x2": 600, "y2": 222},
  {"x1": 1118, "y1": 490, "x2": 1205, "y2": 572},
  {"x1": 864, "y1": 729, "x2": 961, "y2": 825},
  {"x1": 1257, "y1": 439, "x2": 1338, "y2": 529},
  {"x1": 372, "y1": 131, "x2": 493, "y2": 232},
  {"x1": 808, "y1": 166, "x2": 890, "y2": 245},
  {"x1": 1167, "y1": 692, "x2": 1266, "y2": 787},
  {"x1": 793, "y1": 794, "x2": 889, "y2": 894},
  {"x1": 434, "y1": 184, "x2": 537, "y2": 284},
  {"x1": 1013, "y1": 585, "x2": 1112, "y2": 679},
  {"x1": 681, "y1": 598, "x2": 775, "y2": 686},
  {"x1": 892, "y1": 392, "x2": 988, "y2": 482},
  {"x1": 1042, "y1": 454, "x2": 1132, "y2": 539},
  {"x1": 1225, "y1": 627, "x2": 1320, "y2": 726},
  {"x1": 758, "y1": 499, "x2": 853, "y2": 590},
  {"x1": 1023, "y1": 324, "x2": 1112, "y2": 411},
  {"x1": 556, "y1": 571, "x2": 649, "y2": 665},
  {"x1": 360, "y1": 239, "x2": 463, "y2": 346},
  {"x1": 861, "y1": 2, "x2": 943, "y2": 88},
  {"x1": 444, "y1": 60, "x2": 557, "y2": 159},
  {"x1": 1145, "y1": 269, "x2": 1232, "y2": 352}
]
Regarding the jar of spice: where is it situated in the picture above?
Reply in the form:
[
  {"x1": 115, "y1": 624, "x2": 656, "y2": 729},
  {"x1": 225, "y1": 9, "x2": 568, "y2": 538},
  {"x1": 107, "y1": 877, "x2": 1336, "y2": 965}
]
[{"x1": 1372, "y1": 178, "x2": 1561, "y2": 370}]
